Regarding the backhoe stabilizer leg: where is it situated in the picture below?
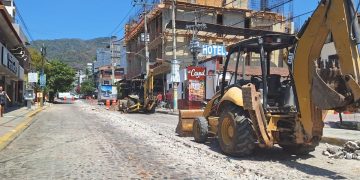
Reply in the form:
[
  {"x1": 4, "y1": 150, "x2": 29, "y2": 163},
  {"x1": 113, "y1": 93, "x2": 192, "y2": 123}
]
[{"x1": 242, "y1": 84, "x2": 273, "y2": 147}]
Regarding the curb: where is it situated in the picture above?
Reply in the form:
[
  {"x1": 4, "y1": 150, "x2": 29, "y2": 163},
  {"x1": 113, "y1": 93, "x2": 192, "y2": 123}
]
[
  {"x1": 321, "y1": 136, "x2": 352, "y2": 147},
  {"x1": 0, "y1": 106, "x2": 46, "y2": 151},
  {"x1": 156, "y1": 110, "x2": 179, "y2": 116}
]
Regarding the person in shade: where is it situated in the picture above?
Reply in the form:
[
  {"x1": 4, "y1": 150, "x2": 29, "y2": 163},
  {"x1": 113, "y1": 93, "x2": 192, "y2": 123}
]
[{"x1": 0, "y1": 86, "x2": 11, "y2": 117}]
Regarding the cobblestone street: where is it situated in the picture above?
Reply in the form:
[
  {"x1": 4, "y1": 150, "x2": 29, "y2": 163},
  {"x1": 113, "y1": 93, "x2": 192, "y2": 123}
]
[{"x1": 0, "y1": 101, "x2": 359, "y2": 179}]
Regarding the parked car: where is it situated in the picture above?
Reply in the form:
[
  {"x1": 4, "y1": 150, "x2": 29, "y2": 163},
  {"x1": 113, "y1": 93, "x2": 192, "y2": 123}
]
[{"x1": 57, "y1": 92, "x2": 78, "y2": 100}]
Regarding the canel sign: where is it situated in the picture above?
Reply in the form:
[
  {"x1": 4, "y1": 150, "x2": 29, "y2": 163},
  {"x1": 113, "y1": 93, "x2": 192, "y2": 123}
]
[
  {"x1": 187, "y1": 66, "x2": 206, "y2": 80},
  {"x1": 201, "y1": 44, "x2": 227, "y2": 56}
]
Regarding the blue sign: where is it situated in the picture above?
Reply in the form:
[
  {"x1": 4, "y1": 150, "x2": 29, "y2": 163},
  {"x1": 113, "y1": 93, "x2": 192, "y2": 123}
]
[
  {"x1": 201, "y1": 45, "x2": 227, "y2": 56},
  {"x1": 40, "y1": 74, "x2": 46, "y2": 87}
]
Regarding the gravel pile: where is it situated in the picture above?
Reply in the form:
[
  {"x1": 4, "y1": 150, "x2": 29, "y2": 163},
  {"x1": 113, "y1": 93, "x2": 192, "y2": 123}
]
[{"x1": 323, "y1": 141, "x2": 360, "y2": 160}]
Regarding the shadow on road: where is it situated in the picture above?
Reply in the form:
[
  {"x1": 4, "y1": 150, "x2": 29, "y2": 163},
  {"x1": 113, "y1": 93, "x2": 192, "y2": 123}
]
[
  {"x1": 194, "y1": 138, "x2": 346, "y2": 179},
  {"x1": 4, "y1": 104, "x2": 25, "y2": 114},
  {"x1": 53, "y1": 100, "x2": 75, "y2": 105}
]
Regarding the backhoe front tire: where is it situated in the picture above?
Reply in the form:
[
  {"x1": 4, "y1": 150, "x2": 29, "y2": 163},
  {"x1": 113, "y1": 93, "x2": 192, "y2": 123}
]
[
  {"x1": 218, "y1": 104, "x2": 256, "y2": 157},
  {"x1": 193, "y1": 117, "x2": 208, "y2": 143}
]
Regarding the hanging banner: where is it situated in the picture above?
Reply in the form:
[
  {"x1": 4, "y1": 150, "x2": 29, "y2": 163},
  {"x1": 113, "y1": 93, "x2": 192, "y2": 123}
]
[
  {"x1": 28, "y1": 72, "x2": 38, "y2": 83},
  {"x1": 40, "y1": 74, "x2": 46, "y2": 87},
  {"x1": 188, "y1": 80, "x2": 205, "y2": 101}
]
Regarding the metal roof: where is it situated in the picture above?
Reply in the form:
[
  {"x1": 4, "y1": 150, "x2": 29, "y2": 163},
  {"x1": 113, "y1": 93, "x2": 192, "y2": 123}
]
[{"x1": 227, "y1": 34, "x2": 296, "y2": 54}]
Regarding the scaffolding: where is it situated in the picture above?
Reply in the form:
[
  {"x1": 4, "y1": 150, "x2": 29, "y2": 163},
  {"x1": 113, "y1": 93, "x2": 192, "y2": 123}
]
[
  {"x1": 125, "y1": 0, "x2": 295, "y2": 42},
  {"x1": 249, "y1": 0, "x2": 293, "y2": 21}
]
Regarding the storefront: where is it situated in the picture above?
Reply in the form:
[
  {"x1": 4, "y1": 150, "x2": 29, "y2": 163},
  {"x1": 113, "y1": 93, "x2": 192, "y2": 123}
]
[{"x1": 0, "y1": 43, "x2": 25, "y2": 106}]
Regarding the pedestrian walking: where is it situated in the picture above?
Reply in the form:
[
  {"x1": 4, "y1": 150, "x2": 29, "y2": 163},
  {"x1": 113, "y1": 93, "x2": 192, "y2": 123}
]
[
  {"x1": 165, "y1": 90, "x2": 173, "y2": 110},
  {"x1": 156, "y1": 92, "x2": 165, "y2": 108},
  {"x1": 156, "y1": 92, "x2": 163, "y2": 104},
  {"x1": 0, "y1": 86, "x2": 11, "y2": 117}
]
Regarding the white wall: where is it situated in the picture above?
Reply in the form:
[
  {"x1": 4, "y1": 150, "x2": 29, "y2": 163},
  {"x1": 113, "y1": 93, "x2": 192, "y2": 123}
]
[{"x1": 321, "y1": 42, "x2": 336, "y2": 60}]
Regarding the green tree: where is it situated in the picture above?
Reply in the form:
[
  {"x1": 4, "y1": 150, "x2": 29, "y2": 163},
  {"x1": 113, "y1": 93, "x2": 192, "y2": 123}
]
[
  {"x1": 46, "y1": 60, "x2": 76, "y2": 101},
  {"x1": 80, "y1": 80, "x2": 96, "y2": 96},
  {"x1": 28, "y1": 48, "x2": 51, "y2": 98}
]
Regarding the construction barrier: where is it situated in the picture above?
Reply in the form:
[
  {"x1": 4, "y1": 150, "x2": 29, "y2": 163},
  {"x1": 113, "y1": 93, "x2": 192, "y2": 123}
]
[
  {"x1": 106, "y1": 100, "x2": 110, "y2": 110},
  {"x1": 112, "y1": 99, "x2": 117, "y2": 111}
]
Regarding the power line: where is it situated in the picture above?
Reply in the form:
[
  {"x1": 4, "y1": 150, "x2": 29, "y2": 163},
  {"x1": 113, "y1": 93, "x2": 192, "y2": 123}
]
[
  {"x1": 137, "y1": 1, "x2": 307, "y2": 60},
  {"x1": 109, "y1": 6, "x2": 135, "y2": 36},
  {"x1": 230, "y1": 0, "x2": 294, "y2": 27},
  {"x1": 224, "y1": 0, "x2": 238, "y2": 7},
  {"x1": 170, "y1": 9, "x2": 314, "y2": 53},
  {"x1": 270, "y1": 9, "x2": 314, "y2": 27},
  {"x1": 15, "y1": 5, "x2": 34, "y2": 42}
]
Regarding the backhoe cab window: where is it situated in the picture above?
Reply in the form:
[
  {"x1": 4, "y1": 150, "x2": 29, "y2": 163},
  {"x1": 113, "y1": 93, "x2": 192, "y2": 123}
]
[{"x1": 226, "y1": 49, "x2": 289, "y2": 88}]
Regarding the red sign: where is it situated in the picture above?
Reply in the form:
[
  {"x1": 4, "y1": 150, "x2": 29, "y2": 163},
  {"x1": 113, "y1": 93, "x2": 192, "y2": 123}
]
[{"x1": 187, "y1": 66, "x2": 206, "y2": 80}]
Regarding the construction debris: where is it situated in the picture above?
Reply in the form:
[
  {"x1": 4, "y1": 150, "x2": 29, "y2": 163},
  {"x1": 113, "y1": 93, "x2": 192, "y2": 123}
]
[{"x1": 323, "y1": 141, "x2": 360, "y2": 160}]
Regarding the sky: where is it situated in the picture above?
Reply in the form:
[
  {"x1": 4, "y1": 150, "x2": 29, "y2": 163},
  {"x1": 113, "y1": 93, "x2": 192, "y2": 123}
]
[{"x1": 15, "y1": 0, "x2": 319, "y2": 41}]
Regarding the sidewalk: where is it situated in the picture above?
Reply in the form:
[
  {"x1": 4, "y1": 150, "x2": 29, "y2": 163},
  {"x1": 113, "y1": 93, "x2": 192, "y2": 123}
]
[
  {"x1": 322, "y1": 113, "x2": 360, "y2": 146},
  {"x1": 0, "y1": 105, "x2": 47, "y2": 151},
  {"x1": 325, "y1": 113, "x2": 360, "y2": 130},
  {"x1": 322, "y1": 128, "x2": 360, "y2": 146}
]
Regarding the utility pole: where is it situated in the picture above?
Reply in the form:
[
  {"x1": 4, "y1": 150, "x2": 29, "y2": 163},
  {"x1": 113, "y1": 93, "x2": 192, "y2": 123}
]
[
  {"x1": 110, "y1": 36, "x2": 116, "y2": 85},
  {"x1": 171, "y1": 0, "x2": 179, "y2": 111},
  {"x1": 144, "y1": 3, "x2": 150, "y2": 78},
  {"x1": 187, "y1": 10, "x2": 206, "y2": 66},
  {"x1": 40, "y1": 44, "x2": 46, "y2": 107},
  {"x1": 133, "y1": 0, "x2": 150, "y2": 78}
]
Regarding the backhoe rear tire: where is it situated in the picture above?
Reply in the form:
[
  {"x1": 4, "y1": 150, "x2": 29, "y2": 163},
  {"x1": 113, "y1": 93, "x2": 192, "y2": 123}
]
[
  {"x1": 280, "y1": 143, "x2": 318, "y2": 155},
  {"x1": 193, "y1": 117, "x2": 208, "y2": 143},
  {"x1": 218, "y1": 103, "x2": 256, "y2": 157}
]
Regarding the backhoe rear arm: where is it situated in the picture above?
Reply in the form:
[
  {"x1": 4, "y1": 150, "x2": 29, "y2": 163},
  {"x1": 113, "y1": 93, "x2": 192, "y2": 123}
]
[{"x1": 293, "y1": 0, "x2": 360, "y2": 143}]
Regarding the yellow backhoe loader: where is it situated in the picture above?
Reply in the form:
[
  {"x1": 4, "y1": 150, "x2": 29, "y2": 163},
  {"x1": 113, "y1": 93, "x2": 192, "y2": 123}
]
[
  {"x1": 177, "y1": 0, "x2": 360, "y2": 156},
  {"x1": 118, "y1": 70, "x2": 157, "y2": 113}
]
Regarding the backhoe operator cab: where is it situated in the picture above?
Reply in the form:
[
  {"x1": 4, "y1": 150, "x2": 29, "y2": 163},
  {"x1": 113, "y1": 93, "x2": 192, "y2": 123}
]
[{"x1": 220, "y1": 34, "x2": 297, "y2": 114}]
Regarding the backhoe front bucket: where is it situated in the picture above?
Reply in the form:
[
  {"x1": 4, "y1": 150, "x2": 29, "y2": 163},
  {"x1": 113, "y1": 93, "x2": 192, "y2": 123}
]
[{"x1": 176, "y1": 110, "x2": 204, "y2": 137}]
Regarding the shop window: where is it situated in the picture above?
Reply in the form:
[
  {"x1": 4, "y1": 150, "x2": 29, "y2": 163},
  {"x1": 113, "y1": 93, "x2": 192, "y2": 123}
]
[
  {"x1": 245, "y1": 17, "x2": 251, "y2": 28},
  {"x1": 217, "y1": 14, "x2": 223, "y2": 25}
]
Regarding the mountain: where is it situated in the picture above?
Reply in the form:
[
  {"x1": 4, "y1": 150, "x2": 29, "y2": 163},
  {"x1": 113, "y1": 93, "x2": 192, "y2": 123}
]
[{"x1": 31, "y1": 37, "x2": 110, "y2": 69}]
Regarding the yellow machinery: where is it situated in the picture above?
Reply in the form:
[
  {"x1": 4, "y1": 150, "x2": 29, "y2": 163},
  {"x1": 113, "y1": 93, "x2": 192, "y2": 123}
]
[
  {"x1": 177, "y1": 0, "x2": 360, "y2": 156},
  {"x1": 118, "y1": 70, "x2": 157, "y2": 113}
]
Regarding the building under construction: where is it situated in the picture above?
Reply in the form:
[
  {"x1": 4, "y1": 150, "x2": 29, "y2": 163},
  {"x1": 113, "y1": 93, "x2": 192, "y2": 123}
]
[{"x1": 124, "y1": 0, "x2": 294, "y2": 108}]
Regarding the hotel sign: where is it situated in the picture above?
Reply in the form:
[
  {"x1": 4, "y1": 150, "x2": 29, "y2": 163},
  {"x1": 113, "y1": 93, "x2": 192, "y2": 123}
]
[{"x1": 201, "y1": 44, "x2": 227, "y2": 56}]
